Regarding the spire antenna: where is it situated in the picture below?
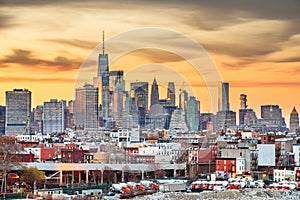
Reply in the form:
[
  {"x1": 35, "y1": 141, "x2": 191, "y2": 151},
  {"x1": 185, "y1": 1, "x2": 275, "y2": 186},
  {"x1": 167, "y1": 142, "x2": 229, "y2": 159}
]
[{"x1": 102, "y1": 30, "x2": 105, "y2": 55}]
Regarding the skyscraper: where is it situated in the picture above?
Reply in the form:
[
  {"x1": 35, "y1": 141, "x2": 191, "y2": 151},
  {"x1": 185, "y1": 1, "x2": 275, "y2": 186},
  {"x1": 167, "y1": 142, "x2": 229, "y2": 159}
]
[
  {"x1": 75, "y1": 83, "x2": 99, "y2": 130},
  {"x1": 5, "y1": 89, "x2": 31, "y2": 135},
  {"x1": 218, "y1": 82, "x2": 229, "y2": 111},
  {"x1": 290, "y1": 107, "x2": 299, "y2": 132},
  {"x1": 240, "y1": 94, "x2": 247, "y2": 109},
  {"x1": 130, "y1": 82, "x2": 149, "y2": 128},
  {"x1": 113, "y1": 80, "x2": 123, "y2": 126},
  {"x1": 179, "y1": 89, "x2": 188, "y2": 112},
  {"x1": 186, "y1": 96, "x2": 200, "y2": 131},
  {"x1": 130, "y1": 82, "x2": 149, "y2": 109},
  {"x1": 259, "y1": 105, "x2": 286, "y2": 132},
  {"x1": 150, "y1": 77, "x2": 159, "y2": 107},
  {"x1": 43, "y1": 99, "x2": 67, "y2": 134},
  {"x1": 238, "y1": 93, "x2": 257, "y2": 126},
  {"x1": 167, "y1": 82, "x2": 175, "y2": 106},
  {"x1": 96, "y1": 31, "x2": 110, "y2": 120}
]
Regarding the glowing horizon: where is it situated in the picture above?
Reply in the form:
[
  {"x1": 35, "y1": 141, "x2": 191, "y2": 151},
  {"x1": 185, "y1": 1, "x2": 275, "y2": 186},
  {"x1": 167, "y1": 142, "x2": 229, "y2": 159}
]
[{"x1": 1, "y1": 0, "x2": 300, "y2": 123}]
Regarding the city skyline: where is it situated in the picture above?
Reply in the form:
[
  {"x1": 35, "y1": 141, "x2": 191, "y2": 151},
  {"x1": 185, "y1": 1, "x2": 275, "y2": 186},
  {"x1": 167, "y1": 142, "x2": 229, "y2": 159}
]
[{"x1": 0, "y1": 0, "x2": 300, "y2": 121}]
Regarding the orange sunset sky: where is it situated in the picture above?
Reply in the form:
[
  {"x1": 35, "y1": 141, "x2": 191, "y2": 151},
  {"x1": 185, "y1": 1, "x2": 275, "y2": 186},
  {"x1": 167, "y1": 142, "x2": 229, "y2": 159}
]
[{"x1": 0, "y1": 0, "x2": 300, "y2": 126}]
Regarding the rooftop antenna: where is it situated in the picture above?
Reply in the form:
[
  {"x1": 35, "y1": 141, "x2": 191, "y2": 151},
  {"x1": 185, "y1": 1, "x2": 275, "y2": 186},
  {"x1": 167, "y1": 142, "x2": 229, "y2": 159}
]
[{"x1": 102, "y1": 30, "x2": 105, "y2": 55}]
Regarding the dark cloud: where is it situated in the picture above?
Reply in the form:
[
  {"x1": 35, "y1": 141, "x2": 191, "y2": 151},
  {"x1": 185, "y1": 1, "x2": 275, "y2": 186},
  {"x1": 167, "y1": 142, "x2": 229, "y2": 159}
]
[
  {"x1": 0, "y1": 76, "x2": 74, "y2": 83},
  {"x1": 0, "y1": 0, "x2": 73, "y2": 6},
  {"x1": 128, "y1": 49, "x2": 185, "y2": 63},
  {"x1": 0, "y1": 13, "x2": 15, "y2": 29},
  {"x1": 46, "y1": 39, "x2": 98, "y2": 49},
  {"x1": 0, "y1": 49, "x2": 81, "y2": 71},
  {"x1": 274, "y1": 57, "x2": 300, "y2": 63}
]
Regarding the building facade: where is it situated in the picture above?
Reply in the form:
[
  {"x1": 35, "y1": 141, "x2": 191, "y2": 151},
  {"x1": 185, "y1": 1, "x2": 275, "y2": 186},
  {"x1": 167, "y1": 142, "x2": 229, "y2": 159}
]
[
  {"x1": 43, "y1": 99, "x2": 67, "y2": 134},
  {"x1": 259, "y1": 105, "x2": 286, "y2": 132},
  {"x1": 215, "y1": 110, "x2": 236, "y2": 132},
  {"x1": 0, "y1": 106, "x2": 5, "y2": 135},
  {"x1": 75, "y1": 83, "x2": 99, "y2": 130},
  {"x1": 5, "y1": 89, "x2": 31, "y2": 135},
  {"x1": 31, "y1": 105, "x2": 43, "y2": 134}
]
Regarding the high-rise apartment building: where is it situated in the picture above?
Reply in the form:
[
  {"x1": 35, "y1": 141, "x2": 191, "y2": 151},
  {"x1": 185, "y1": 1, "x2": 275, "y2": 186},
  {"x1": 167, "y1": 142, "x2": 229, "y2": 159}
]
[
  {"x1": 75, "y1": 83, "x2": 99, "y2": 130},
  {"x1": 218, "y1": 82, "x2": 230, "y2": 111},
  {"x1": 150, "y1": 78, "x2": 159, "y2": 107},
  {"x1": 0, "y1": 106, "x2": 5, "y2": 135},
  {"x1": 5, "y1": 89, "x2": 31, "y2": 135},
  {"x1": 290, "y1": 107, "x2": 299, "y2": 132},
  {"x1": 43, "y1": 99, "x2": 67, "y2": 134},
  {"x1": 186, "y1": 96, "x2": 200, "y2": 131},
  {"x1": 167, "y1": 82, "x2": 175, "y2": 106}
]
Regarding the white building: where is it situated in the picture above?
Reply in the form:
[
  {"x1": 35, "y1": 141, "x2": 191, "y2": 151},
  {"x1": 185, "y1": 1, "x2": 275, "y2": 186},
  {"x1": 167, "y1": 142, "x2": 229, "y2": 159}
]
[
  {"x1": 293, "y1": 144, "x2": 300, "y2": 166},
  {"x1": 274, "y1": 169, "x2": 295, "y2": 182},
  {"x1": 138, "y1": 143, "x2": 182, "y2": 164},
  {"x1": 235, "y1": 157, "x2": 246, "y2": 175}
]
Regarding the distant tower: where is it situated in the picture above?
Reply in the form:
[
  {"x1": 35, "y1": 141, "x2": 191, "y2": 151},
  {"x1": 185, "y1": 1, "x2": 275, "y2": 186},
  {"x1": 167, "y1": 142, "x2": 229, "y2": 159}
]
[
  {"x1": 31, "y1": 105, "x2": 43, "y2": 134},
  {"x1": 240, "y1": 94, "x2": 248, "y2": 109},
  {"x1": 130, "y1": 82, "x2": 148, "y2": 128},
  {"x1": 218, "y1": 82, "x2": 229, "y2": 111},
  {"x1": 179, "y1": 90, "x2": 188, "y2": 112},
  {"x1": 5, "y1": 89, "x2": 31, "y2": 135},
  {"x1": 75, "y1": 83, "x2": 99, "y2": 130},
  {"x1": 186, "y1": 96, "x2": 200, "y2": 131},
  {"x1": 167, "y1": 82, "x2": 175, "y2": 106},
  {"x1": 260, "y1": 105, "x2": 286, "y2": 132},
  {"x1": 98, "y1": 31, "x2": 110, "y2": 120},
  {"x1": 113, "y1": 80, "x2": 123, "y2": 125},
  {"x1": 150, "y1": 77, "x2": 159, "y2": 107},
  {"x1": 290, "y1": 107, "x2": 299, "y2": 132}
]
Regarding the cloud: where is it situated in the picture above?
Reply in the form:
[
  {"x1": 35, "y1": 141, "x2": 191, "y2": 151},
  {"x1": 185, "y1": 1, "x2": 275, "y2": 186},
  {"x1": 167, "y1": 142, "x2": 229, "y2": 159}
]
[
  {"x1": 127, "y1": 49, "x2": 186, "y2": 63},
  {"x1": 0, "y1": 49, "x2": 81, "y2": 71},
  {"x1": 231, "y1": 80, "x2": 300, "y2": 88},
  {"x1": 46, "y1": 38, "x2": 98, "y2": 50},
  {"x1": 0, "y1": 13, "x2": 15, "y2": 29},
  {"x1": 0, "y1": 76, "x2": 74, "y2": 83}
]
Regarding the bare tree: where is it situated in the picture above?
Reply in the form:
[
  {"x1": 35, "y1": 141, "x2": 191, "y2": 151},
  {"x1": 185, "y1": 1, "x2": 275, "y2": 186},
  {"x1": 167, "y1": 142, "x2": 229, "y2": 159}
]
[{"x1": 0, "y1": 136, "x2": 22, "y2": 194}]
